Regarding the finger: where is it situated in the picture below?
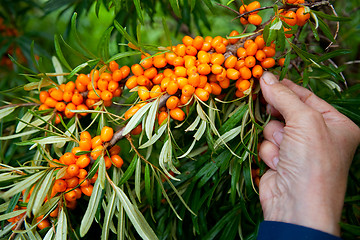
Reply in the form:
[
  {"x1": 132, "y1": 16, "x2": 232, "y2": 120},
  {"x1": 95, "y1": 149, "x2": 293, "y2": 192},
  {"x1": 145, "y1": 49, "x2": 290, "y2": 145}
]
[
  {"x1": 281, "y1": 79, "x2": 336, "y2": 114},
  {"x1": 260, "y1": 72, "x2": 310, "y2": 123},
  {"x1": 263, "y1": 120, "x2": 284, "y2": 147},
  {"x1": 258, "y1": 140, "x2": 279, "y2": 170}
]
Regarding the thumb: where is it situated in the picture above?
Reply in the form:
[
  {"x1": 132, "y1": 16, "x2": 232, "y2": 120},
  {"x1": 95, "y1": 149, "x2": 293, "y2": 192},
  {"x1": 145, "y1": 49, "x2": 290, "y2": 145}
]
[{"x1": 260, "y1": 72, "x2": 309, "y2": 122}]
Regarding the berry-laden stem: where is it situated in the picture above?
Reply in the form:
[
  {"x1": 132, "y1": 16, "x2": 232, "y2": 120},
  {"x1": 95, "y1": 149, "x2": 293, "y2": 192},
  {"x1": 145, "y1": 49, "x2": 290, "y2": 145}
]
[{"x1": 108, "y1": 93, "x2": 171, "y2": 147}]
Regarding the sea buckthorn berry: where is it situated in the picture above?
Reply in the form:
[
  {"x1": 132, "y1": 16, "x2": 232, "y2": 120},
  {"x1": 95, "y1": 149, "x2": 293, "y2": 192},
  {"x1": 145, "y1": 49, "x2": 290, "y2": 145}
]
[
  {"x1": 144, "y1": 67, "x2": 157, "y2": 80},
  {"x1": 175, "y1": 77, "x2": 186, "y2": 90},
  {"x1": 91, "y1": 135, "x2": 103, "y2": 149},
  {"x1": 215, "y1": 43, "x2": 226, "y2": 53},
  {"x1": 180, "y1": 94, "x2": 191, "y2": 105},
  {"x1": 284, "y1": 11, "x2": 297, "y2": 26},
  {"x1": 201, "y1": 42, "x2": 212, "y2": 52},
  {"x1": 224, "y1": 55, "x2": 237, "y2": 69},
  {"x1": 80, "y1": 131, "x2": 91, "y2": 141},
  {"x1": 53, "y1": 179, "x2": 67, "y2": 192},
  {"x1": 97, "y1": 79, "x2": 108, "y2": 91},
  {"x1": 252, "y1": 65, "x2": 264, "y2": 78},
  {"x1": 50, "y1": 207, "x2": 59, "y2": 217},
  {"x1": 182, "y1": 85, "x2": 195, "y2": 97},
  {"x1": 76, "y1": 80, "x2": 87, "y2": 92},
  {"x1": 77, "y1": 74, "x2": 91, "y2": 85},
  {"x1": 81, "y1": 185, "x2": 93, "y2": 196},
  {"x1": 120, "y1": 65, "x2": 130, "y2": 78},
  {"x1": 186, "y1": 46, "x2": 197, "y2": 56},
  {"x1": 198, "y1": 51, "x2": 210, "y2": 64},
  {"x1": 88, "y1": 89, "x2": 101, "y2": 100},
  {"x1": 91, "y1": 145, "x2": 104, "y2": 160},
  {"x1": 219, "y1": 78, "x2": 230, "y2": 89},
  {"x1": 247, "y1": 1, "x2": 260, "y2": 14},
  {"x1": 239, "y1": 5, "x2": 247, "y2": 14},
  {"x1": 72, "y1": 93, "x2": 83, "y2": 105},
  {"x1": 108, "y1": 81, "x2": 119, "y2": 93},
  {"x1": 182, "y1": 36, "x2": 193, "y2": 46},
  {"x1": 255, "y1": 50, "x2": 266, "y2": 62},
  {"x1": 131, "y1": 124, "x2": 142, "y2": 135},
  {"x1": 210, "y1": 83, "x2": 222, "y2": 95},
  {"x1": 229, "y1": 30, "x2": 240, "y2": 45},
  {"x1": 140, "y1": 57, "x2": 153, "y2": 69},
  {"x1": 211, "y1": 53, "x2": 225, "y2": 65},
  {"x1": 103, "y1": 100, "x2": 112, "y2": 107},
  {"x1": 101, "y1": 73, "x2": 112, "y2": 82},
  {"x1": 193, "y1": 36, "x2": 204, "y2": 50},
  {"x1": 112, "y1": 69, "x2": 123, "y2": 82},
  {"x1": 59, "y1": 84, "x2": 66, "y2": 92},
  {"x1": 55, "y1": 102, "x2": 66, "y2": 112},
  {"x1": 246, "y1": 42, "x2": 258, "y2": 56},
  {"x1": 211, "y1": 64, "x2": 223, "y2": 75},
  {"x1": 255, "y1": 35, "x2": 265, "y2": 49},
  {"x1": 67, "y1": 164, "x2": 80, "y2": 177},
  {"x1": 66, "y1": 199, "x2": 77, "y2": 210},
  {"x1": 76, "y1": 155, "x2": 91, "y2": 169},
  {"x1": 136, "y1": 75, "x2": 150, "y2": 86},
  {"x1": 101, "y1": 90, "x2": 113, "y2": 101},
  {"x1": 138, "y1": 86, "x2": 150, "y2": 101},
  {"x1": 263, "y1": 46, "x2": 276, "y2": 57},
  {"x1": 37, "y1": 219, "x2": 50, "y2": 230},
  {"x1": 174, "y1": 66, "x2": 187, "y2": 77},
  {"x1": 65, "y1": 189, "x2": 77, "y2": 202},
  {"x1": 166, "y1": 81, "x2": 179, "y2": 95},
  {"x1": 296, "y1": 7, "x2": 310, "y2": 26},
  {"x1": 238, "y1": 80, "x2": 251, "y2": 92},
  {"x1": 163, "y1": 69, "x2": 174, "y2": 78},
  {"x1": 63, "y1": 91, "x2": 73, "y2": 102},
  {"x1": 235, "y1": 59, "x2": 245, "y2": 70},
  {"x1": 152, "y1": 73, "x2": 164, "y2": 85},
  {"x1": 113, "y1": 88, "x2": 122, "y2": 98},
  {"x1": 65, "y1": 103, "x2": 76, "y2": 118},
  {"x1": 101, "y1": 126, "x2": 114, "y2": 143},
  {"x1": 216, "y1": 68, "x2": 227, "y2": 82},
  {"x1": 261, "y1": 58, "x2": 276, "y2": 68},
  {"x1": 72, "y1": 147, "x2": 82, "y2": 156},
  {"x1": 158, "y1": 111, "x2": 168, "y2": 125},
  {"x1": 148, "y1": 85, "x2": 161, "y2": 99},
  {"x1": 226, "y1": 68, "x2": 240, "y2": 80},
  {"x1": 90, "y1": 69, "x2": 100, "y2": 82},
  {"x1": 286, "y1": 0, "x2": 297, "y2": 3},
  {"x1": 235, "y1": 90, "x2": 245, "y2": 98},
  {"x1": 160, "y1": 77, "x2": 170, "y2": 91},
  {"x1": 237, "y1": 47, "x2": 247, "y2": 59},
  {"x1": 124, "y1": 106, "x2": 140, "y2": 120},
  {"x1": 62, "y1": 152, "x2": 76, "y2": 165},
  {"x1": 77, "y1": 169, "x2": 88, "y2": 179},
  {"x1": 126, "y1": 76, "x2": 138, "y2": 89},
  {"x1": 40, "y1": 91, "x2": 49, "y2": 103},
  {"x1": 165, "y1": 52, "x2": 177, "y2": 65},
  {"x1": 203, "y1": 83, "x2": 212, "y2": 94},
  {"x1": 211, "y1": 36, "x2": 223, "y2": 48},
  {"x1": 239, "y1": 66, "x2": 252, "y2": 80},
  {"x1": 244, "y1": 39, "x2": 254, "y2": 49},
  {"x1": 186, "y1": 73, "x2": 199, "y2": 87},
  {"x1": 278, "y1": 58, "x2": 285, "y2": 67},
  {"x1": 248, "y1": 14, "x2": 262, "y2": 25},
  {"x1": 85, "y1": 99, "x2": 96, "y2": 108},
  {"x1": 199, "y1": 75, "x2": 208, "y2": 88},
  {"x1": 240, "y1": 17, "x2": 249, "y2": 25},
  {"x1": 176, "y1": 44, "x2": 186, "y2": 57},
  {"x1": 170, "y1": 107, "x2": 185, "y2": 121},
  {"x1": 131, "y1": 64, "x2": 144, "y2": 76},
  {"x1": 73, "y1": 187, "x2": 82, "y2": 199},
  {"x1": 109, "y1": 61, "x2": 119, "y2": 72},
  {"x1": 39, "y1": 104, "x2": 50, "y2": 111},
  {"x1": 245, "y1": 56, "x2": 256, "y2": 68},
  {"x1": 198, "y1": 63, "x2": 211, "y2": 75},
  {"x1": 104, "y1": 156, "x2": 112, "y2": 169},
  {"x1": 44, "y1": 97, "x2": 57, "y2": 108},
  {"x1": 195, "y1": 88, "x2": 210, "y2": 102},
  {"x1": 111, "y1": 155, "x2": 124, "y2": 168}
]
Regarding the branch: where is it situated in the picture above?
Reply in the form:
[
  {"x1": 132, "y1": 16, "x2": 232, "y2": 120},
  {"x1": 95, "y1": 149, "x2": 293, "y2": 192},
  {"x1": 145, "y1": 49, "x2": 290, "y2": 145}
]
[{"x1": 0, "y1": 102, "x2": 40, "y2": 110}]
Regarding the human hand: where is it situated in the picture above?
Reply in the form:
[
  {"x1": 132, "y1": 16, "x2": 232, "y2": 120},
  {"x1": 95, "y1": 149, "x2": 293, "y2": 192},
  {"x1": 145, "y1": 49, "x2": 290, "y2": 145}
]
[{"x1": 258, "y1": 72, "x2": 360, "y2": 236}]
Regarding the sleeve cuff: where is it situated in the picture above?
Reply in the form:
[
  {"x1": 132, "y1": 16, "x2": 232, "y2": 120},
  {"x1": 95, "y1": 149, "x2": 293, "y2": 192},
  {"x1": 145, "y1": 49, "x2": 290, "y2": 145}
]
[{"x1": 257, "y1": 221, "x2": 342, "y2": 240}]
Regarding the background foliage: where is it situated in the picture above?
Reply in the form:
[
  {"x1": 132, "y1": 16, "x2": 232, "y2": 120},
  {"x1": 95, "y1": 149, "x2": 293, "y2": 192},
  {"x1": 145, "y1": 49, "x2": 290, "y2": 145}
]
[{"x1": 0, "y1": 0, "x2": 359, "y2": 239}]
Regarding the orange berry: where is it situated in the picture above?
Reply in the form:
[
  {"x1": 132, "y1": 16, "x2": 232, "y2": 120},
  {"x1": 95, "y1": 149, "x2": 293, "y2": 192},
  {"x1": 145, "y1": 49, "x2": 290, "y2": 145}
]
[
  {"x1": 37, "y1": 219, "x2": 50, "y2": 230},
  {"x1": 137, "y1": 86, "x2": 150, "y2": 101},
  {"x1": 193, "y1": 36, "x2": 204, "y2": 50},
  {"x1": 248, "y1": 14, "x2": 262, "y2": 25},
  {"x1": 237, "y1": 47, "x2": 247, "y2": 59},
  {"x1": 91, "y1": 145, "x2": 104, "y2": 160},
  {"x1": 174, "y1": 66, "x2": 187, "y2": 77},
  {"x1": 53, "y1": 179, "x2": 67, "y2": 192},
  {"x1": 140, "y1": 57, "x2": 153, "y2": 69},
  {"x1": 112, "y1": 69, "x2": 123, "y2": 82},
  {"x1": 75, "y1": 79, "x2": 87, "y2": 92},
  {"x1": 71, "y1": 93, "x2": 83, "y2": 105},
  {"x1": 255, "y1": 35, "x2": 265, "y2": 49},
  {"x1": 89, "y1": 136, "x2": 102, "y2": 150},
  {"x1": 182, "y1": 36, "x2": 193, "y2": 46},
  {"x1": 44, "y1": 97, "x2": 57, "y2": 108},
  {"x1": 152, "y1": 73, "x2": 164, "y2": 85},
  {"x1": 186, "y1": 45, "x2": 198, "y2": 56},
  {"x1": 50, "y1": 207, "x2": 59, "y2": 217},
  {"x1": 150, "y1": 85, "x2": 162, "y2": 98},
  {"x1": 238, "y1": 80, "x2": 251, "y2": 92},
  {"x1": 131, "y1": 124, "x2": 142, "y2": 135},
  {"x1": 197, "y1": 63, "x2": 211, "y2": 75},
  {"x1": 39, "y1": 104, "x2": 50, "y2": 111},
  {"x1": 296, "y1": 7, "x2": 310, "y2": 25},
  {"x1": 166, "y1": 81, "x2": 179, "y2": 95},
  {"x1": 111, "y1": 155, "x2": 124, "y2": 168},
  {"x1": 72, "y1": 147, "x2": 82, "y2": 156},
  {"x1": 87, "y1": 89, "x2": 101, "y2": 100},
  {"x1": 144, "y1": 67, "x2": 157, "y2": 79},
  {"x1": 284, "y1": 11, "x2": 297, "y2": 26},
  {"x1": 55, "y1": 102, "x2": 66, "y2": 112},
  {"x1": 195, "y1": 88, "x2": 210, "y2": 102},
  {"x1": 62, "y1": 152, "x2": 76, "y2": 165},
  {"x1": 247, "y1": 1, "x2": 260, "y2": 14},
  {"x1": 77, "y1": 74, "x2": 91, "y2": 85},
  {"x1": 284, "y1": 27, "x2": 293, "y2": 38},
  {"x1": 188, "y1": 73, "x2": 200, "y2": 87},
  {"x1": 109, "y1": 60, "x2": 119, "y2": 72},
  {"x1": 244, "y1": 39, "x2": 254, "y2": 49},
  {"x1": 210, "y1": 53, "x2": 225, "y2": 65},
  {"x1": 77, "y1": 168, "x2": 88, "y2": 179},
  {"x1": 136, "y1": 75, "x2": 150, "y2": 86},
  {"x1": 104, "y1": 156, "x2": 112, "y2": 169},
  {"x1": 211, "y1": 64, "x2": 223, "y2": 75},
  {"x1": 158, "y1": 111, "x2": 168, "y2": 125},
  {"x1": 66, "y1": 199, "x2": 77, "y2": 210},
  {"x1": 235, "y1": 89, "x2": 245, "y2": 98},
  {"x1": 235, "y1": 59, "x2": 246, "y2": 70},
  {"x1": 67, "y1": 164, "x2": 80, "y2": 177},
  {"x1": 97, "y1": 79, "x2": 108, "y2": 91},
  {"x1": 245, "y1": 56, "x2": 256, "y2": 68},
  {"x1": 252, "y1": 65, "x2": 264, "y2": 78},
  {"x1": 76, "y1": 155, "x2": 91, "y2": 169},
  {"x1": 101, "y1": 90, "x2": 113, "y2": 101},
  {"x1": 255, "y1": 50, "x2": 266, "y2": 62},
  {"x1": 113, "y1": 88, "x2": 122, "y2": 98},
  {"x1": 169, "y1": 107, "x2": 185, "y2": 121},
  {"x1": 126, "y1": 76, "x2": 138, "y2": 89},
  {"x1": 201, "y1": 42, "x2": 212, "y2": 52},
  {"x1": 65, "y1": 189, "x2": 77, "y2": 202},
  {"x1": 224, "y1": 55, "x2": 237, "y2": 69},
  {"x1": 120, "y1": 65, "x2": 130, "y2": 78},
  {"x1": 131, "y1": 64, "x2": 144, "y2": 76},
  {"x1": 153, "y1": 57, "x2": 167, "y2": 68},
  {"x1": 246, "y1": 42, "x2": 258, "y2": 56},
  {"x1": 101, "y1": 72, "x2": 115, "y2": 81},
  {"x1": 198, "y1": 51, "x2": 210, "y2": 64},
  {"x1": 90, "y1": 69, "x2": 100, "y2": 82},
  {"x1": 215, "y1": 43, "x2": 226, "y2": 54},
  {"x1": 278, "y1": 58, "x2": 285, "y2": 67},
  {"x1": 40, "y1": 91, "x2": 49, "y2": 103},
  {"x1": 101, "y1": 126, "x2": 113, "y2": 142},
  {"x1": 107, "y1": 81, "x2": 119, "y2": 93},
  {"x1": 239, "y1": 5, "x2": 247, "y2": 14},
  {"x1": 124, "y1": 106, "x2": 140, "y2": 120},
  {"x1": 263, "y1": 46, "x2": 276, "y2": 57},
  {"x1": 210, "y1": 83, "x2": 222, "y2": 95},
  {"x1": 79, "y1": 138, "x2": 92, "y2": 151},
  {"x1": 65, "y1": 103, "x2": 76, "y2": 118},
  {"x1": 239, "y1": 66, "x2": 252, "y2": 80},
  {"x1": 80, "y1": 131, "x2": 91, "y2": 141},
  {"x1": 261, "y1": 58, "x2": 276, "y2": 68},
  {"x1": 216, "y1": 68, "x2": 227, "y2": 82},
  {"x1": 240, "y1": 17, "x2": 249, "y2": 25},
  {"x1": 166, "y1": 96, "x2": 180, "y2": 110},
  {"x1": 81, "y1": 185, "x2": 93, "y2": 196},
  {"x1": 182, "y1": 84, "x2": 195, "y2": 97},
  {"x1": 63, "y1": 91, "x2": 73, "y2": 102},
  {"x1": 226, "y1": 68, "x2": 240, "y2": 80},
  {"x1": 229, "y1": 30, "x2": 240, "y2": 45},
  {"x1": 219, "y1": 78, "x2": 230, "y2": 89}
]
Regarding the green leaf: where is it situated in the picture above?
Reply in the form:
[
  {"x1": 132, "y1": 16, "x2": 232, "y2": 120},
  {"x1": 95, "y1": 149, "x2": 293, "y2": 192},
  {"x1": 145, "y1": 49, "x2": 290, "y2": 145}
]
[
  {"x1": 80, "y1": 180, "x2": 103, "y2": 237},
  {"x1": 32, "y1": 169, "x2": 55, "y2": 216},
  {"x1": 139, "y1": 123, "x2": 167, "y2": 149},
  {"x1": 8, "y1": 55, "x2": 36, "y2": 74},
  {"x1": 71, "y1": 12, "x2": 96, "y2": 58},
  {"x1": 318, "y1": 17, "x2": 336, "y2": 43},
  {"x1": 340, "y1": 222, "x2": 360, "y2": 235},
  {"x1": 55, "y1": 208, "x2": 68, "y2": 240},
  {"x1": 135, "y1": 156, "x2": 142, "y2": 201},
  {"x1": 219, "y1": 104, "x2": 248, "y2": 134},
  {"x1": 144, "y1": 99, "x2": 159, "y2": 140},
  {"x1": 133, "y1": 0, "x2": 144, "y2": 24},
  {"x1": 118, "y1": 155, "x2": 138, "y2": 186},
  {"x1": 317, "y1": 49, "x2": 351, "y2": 62},
  {"x1": 16, "y1": 111, "x2": 33, "y2": 133},
  {"x1": 106, "y1": 51, "x2": 142, "y2": 64},
  {"x1": 279, "y1": 54, "x2": 291, "y2": 80},
  {"x1": 144, "y1": 164, "x2": 153, "y2": 206},
  {"x1": 0, "y1": 209, "x2": 26, "y2": 221},
  {"x1": 312, "y1": 10, "x2": 351, "y2": 22},
  {"x1": 309, "y1": 20, "x2": 320, "y2": 41},
  {"x1": 123, "y1": 103, "x2": 152, "y2": 135},
  {"x1": 0, "y1": 106, "x2": 16, "y2": 120},
  {"x1": 162, "y1": 17, "x2": 172, "y2": 48},
  {"x1": 114, "y1": 20, "x2": 139, "y2": 48},
  {"x1": 98, "y1": 27, "x2": 114, "y2": 62},
  {"x1": 169, "y1": 0, "x2": 181, "y2": 17},
  {"x1": 101, "y1": 192, "x2": 116, "y2": 240}
]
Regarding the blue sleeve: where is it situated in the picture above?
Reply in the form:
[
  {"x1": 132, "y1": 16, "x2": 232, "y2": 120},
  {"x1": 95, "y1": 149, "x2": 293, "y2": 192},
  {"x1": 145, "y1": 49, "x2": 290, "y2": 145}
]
[{"x1": 257, "y1": 221, "x2": 342, "y2": 240}]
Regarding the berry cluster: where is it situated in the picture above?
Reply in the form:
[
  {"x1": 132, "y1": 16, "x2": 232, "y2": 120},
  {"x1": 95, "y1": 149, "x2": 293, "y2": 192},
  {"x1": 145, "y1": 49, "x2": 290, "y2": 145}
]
[
  {"x1": 239, "y1": 1, "x2": 263, "y2": 26},
  {"x1": 38, "y1": 64, "x2": 128, "y2": 122}
]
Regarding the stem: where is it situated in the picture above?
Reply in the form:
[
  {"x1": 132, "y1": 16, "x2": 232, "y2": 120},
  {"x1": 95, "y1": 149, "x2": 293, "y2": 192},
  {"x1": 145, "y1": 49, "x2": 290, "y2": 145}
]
[{"x1": 0, "y1": 102, "x2": 40, "y2": 110}]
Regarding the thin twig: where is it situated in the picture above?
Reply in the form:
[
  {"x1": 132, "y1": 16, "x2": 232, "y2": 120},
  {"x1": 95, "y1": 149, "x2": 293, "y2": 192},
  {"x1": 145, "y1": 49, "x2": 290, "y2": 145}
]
[{"x1": 0, "y1": 102, "x2": 40, "y2": 110}]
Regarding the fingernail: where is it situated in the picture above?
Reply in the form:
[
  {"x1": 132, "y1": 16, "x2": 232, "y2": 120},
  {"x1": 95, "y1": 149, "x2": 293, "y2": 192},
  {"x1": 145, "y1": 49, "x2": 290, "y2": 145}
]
[
  {"x1": 273, "y1": 157, "x2": 279, "y2": 168},
  {"x1": 262, "y1": 72, "x2": 278, "y2": 85},
  {"x1": 273, "y1": 131, "x2": 283, "y2": 146}
]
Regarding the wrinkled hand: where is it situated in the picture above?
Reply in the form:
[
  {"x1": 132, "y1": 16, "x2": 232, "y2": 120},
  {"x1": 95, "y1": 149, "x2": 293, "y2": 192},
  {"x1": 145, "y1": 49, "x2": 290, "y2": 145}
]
[{"x1": 258, "y1": 72, "x2": 360, "y2": 236}]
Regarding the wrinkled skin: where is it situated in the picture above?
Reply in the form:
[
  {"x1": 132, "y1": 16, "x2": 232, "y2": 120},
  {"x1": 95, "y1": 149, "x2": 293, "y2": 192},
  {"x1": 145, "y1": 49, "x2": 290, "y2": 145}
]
[{"x1": 258, "y1": 72, "x2": 360, "y2": 236}]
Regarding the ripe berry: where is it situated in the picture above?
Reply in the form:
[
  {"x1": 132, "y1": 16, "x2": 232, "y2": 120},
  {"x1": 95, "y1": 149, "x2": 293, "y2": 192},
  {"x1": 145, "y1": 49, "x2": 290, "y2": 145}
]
[
  {"x1": 101, "y1": 126, "x2": 114, "y2": 142},
  {"x1": 169, "y1": 108, "x2": 185, "y2": 121},
  {"x1": 53, "y1": 179, "x2": 67, "y2": 192},
  {"x1": 248, "y1": 14, "x2": 262, "y2": 25},
  {"x1": 195, "y1": 88, "x2": 210, "y2": 102},
  {"x1": 111, "y1": 155, "x2": 124, "y2": 168},
  {"x1": 158, "y1": 111, "x2": 168, "y2": 125}
]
